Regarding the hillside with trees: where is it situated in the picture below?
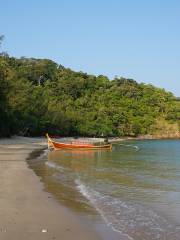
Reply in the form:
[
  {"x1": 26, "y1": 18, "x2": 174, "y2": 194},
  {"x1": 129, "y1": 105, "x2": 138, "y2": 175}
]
[{"x1": 0, "y1": 38, "x2": 180, "y2": 138}]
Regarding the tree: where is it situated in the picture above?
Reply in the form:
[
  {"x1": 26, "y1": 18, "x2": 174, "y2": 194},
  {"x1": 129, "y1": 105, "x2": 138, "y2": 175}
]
[{"x1": 0, "y1": 44, "x2": 179, "y2": 137}]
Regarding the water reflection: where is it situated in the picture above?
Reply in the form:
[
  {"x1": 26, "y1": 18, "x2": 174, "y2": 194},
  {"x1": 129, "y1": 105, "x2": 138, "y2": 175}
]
[
  {"x1": 28, "y1": 140, "x2": 180, "y2": 240},
  {"x1": 48, "y1": 148, "x2": 110, "y2": 173},
  {"x1": 28, "y1": 149, "x2": 108, "y2": 214}
]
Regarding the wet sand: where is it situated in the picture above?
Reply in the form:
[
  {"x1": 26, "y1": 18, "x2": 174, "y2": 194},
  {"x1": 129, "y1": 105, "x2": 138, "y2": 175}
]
[{"x1": 0, "y1": 137, "x2": 101, "y2": 240}]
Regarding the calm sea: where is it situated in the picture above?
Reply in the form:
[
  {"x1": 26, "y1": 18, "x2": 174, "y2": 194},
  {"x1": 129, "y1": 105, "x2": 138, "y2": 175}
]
[{"x1": 28, "y1": 140, "x2": 180, "y2": 240}]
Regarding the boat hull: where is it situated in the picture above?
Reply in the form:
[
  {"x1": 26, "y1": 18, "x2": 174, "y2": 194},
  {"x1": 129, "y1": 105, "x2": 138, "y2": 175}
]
[
  {"x1": 46, "y1": 134, "x2": 112, "y2": 150},
  {"x1": 51, "y1": 140, "x2": 111, "y2": 150}
]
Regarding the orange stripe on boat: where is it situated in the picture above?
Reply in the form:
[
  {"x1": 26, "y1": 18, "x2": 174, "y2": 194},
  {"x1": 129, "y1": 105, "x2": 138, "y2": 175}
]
[{"x1": 46, "y1": 133, "x2": 112, "y2": 150}]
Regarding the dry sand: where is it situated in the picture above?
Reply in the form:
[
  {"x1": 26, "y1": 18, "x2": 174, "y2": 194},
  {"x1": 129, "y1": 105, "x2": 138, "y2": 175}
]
[{"x1": 0, "y1": 137, "x2": 101, "y2": 240}]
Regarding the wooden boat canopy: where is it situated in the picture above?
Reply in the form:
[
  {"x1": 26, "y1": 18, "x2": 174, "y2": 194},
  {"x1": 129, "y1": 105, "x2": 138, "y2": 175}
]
[{"x1": 46, "y1": 134, "x2": 112, "y2": 150}]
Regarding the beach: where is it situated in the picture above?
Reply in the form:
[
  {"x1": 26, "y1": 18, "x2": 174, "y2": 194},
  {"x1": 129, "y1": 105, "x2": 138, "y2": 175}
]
[
  {"x1": 29, "y1": 138, "x2": 180, "y2": 240},
  {"x1": 1, "y1": 137, "x2": 180, "y2": 240},
  {"x1": 0, "y1": 136, "x2": 101, "y2": 240}
]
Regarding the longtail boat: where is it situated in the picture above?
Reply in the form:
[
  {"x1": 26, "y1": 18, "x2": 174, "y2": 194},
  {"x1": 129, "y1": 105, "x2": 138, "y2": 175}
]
[{"x1": 46, "y1": 133, "x2": 112, "y2": 150}]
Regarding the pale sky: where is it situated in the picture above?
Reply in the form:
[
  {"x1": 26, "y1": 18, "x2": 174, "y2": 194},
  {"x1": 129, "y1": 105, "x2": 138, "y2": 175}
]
[{"x1": 1, "y1": 0, "x2": 180, "y2": 96}]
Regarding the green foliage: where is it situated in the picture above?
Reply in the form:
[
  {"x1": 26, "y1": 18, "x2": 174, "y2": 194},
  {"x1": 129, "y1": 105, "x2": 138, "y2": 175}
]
[
  {"x1": 0, "y1": 54, "x2": 12, "y2": 136},
  {"x1": 0, "y1": 52, "x2": 179, "y2": 137}
]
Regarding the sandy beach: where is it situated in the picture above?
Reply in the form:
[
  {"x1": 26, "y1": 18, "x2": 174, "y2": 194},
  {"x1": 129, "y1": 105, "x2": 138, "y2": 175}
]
[{"x1": 0, "y1": 137, "x2": 101, "y2": 240}]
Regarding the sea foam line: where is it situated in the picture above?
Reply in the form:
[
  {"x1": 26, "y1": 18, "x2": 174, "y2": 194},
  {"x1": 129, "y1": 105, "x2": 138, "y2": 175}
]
[
  {"x1": 75, "y1": 178, "x2": 134, "y2": 240},
  {"x1": 45, "y1": 161, "x2": 66, "y2": 171},
  {"x1": 116, "y1": 144, "x2": 140, "y2": 151},
  {"x1": 75, "y1": 178, "x2": 179, "y2": 240}
]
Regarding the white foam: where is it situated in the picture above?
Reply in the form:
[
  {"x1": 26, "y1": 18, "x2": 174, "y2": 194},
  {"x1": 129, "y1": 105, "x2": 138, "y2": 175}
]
[
  {"x1": 117, "y1": 144, "x2": 140, "y2": 152},
  {"x1": 75, "y1": 179, "x2": 178, "y2": 240},
  {"x1": 45, "y1": 161, "x2": 66, "y2": 171},
  {"x1": 75, "y1": 179, "x2": 133, "y2": 240}
]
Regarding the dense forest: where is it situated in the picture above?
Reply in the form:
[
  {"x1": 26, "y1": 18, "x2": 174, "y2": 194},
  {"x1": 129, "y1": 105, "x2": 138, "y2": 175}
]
[{"x1": 0, "y1": 36, "x2": 180, "y2": 138}]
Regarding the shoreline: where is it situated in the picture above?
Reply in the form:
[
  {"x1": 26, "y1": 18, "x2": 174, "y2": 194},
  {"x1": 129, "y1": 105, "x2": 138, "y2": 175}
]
[
  {"x1": 0, "y1": 136, "x2": 179, "y2": 240},
  {"x1": 2, "y1": 134, "x2": 179, "y2": 144},
  {"x1": 108, "y1": 135, "x2": 180, "y2": 143},
  {"x1": 0, "y1": 136, "x2": 101, "y2": 240}
]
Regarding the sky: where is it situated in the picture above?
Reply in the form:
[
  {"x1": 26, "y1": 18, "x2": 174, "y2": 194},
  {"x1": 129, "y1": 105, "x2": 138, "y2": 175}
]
[{"x1": 0, "y1": 0, "x2": 180, "y2": 96}]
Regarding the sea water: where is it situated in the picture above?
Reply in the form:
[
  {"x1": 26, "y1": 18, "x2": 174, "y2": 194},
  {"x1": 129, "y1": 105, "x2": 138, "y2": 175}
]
[{"x1": 28, "y1": 140, "x2": 180, "y2": 240}]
